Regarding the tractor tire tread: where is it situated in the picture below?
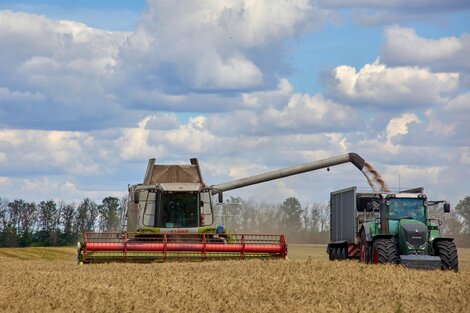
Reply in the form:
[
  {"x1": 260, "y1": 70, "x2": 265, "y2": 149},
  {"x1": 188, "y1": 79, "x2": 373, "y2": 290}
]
[
  {"x1": 373, "y1": 239, "x2": 399, "y2": 264},
  {"x1": 436, "y1": 241, "x2": 458, "y2": 272}
]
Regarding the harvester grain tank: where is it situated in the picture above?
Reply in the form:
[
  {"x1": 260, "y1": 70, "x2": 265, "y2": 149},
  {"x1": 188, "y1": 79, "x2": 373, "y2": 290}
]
[
  {"x1": 78, "y1": 153, "x2": 366, "y2": 263},
  {"x1": 327, "y1": 187, "x2": 458, "y2": 271}
]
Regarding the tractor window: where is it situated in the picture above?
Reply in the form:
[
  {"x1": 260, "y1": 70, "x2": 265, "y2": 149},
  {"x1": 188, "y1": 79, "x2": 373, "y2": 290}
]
[
  {"x1": 388, "y1": 198, "x2": 425, "y2": 223},
  {"x1": 159, "y1": 192, "x2": 199, "y2": 228}
]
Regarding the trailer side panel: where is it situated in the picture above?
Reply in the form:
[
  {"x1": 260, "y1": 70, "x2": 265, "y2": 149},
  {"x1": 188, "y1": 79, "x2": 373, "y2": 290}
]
[{"x1": 330, "y1": 187, "x2": 357, "y2": 243}]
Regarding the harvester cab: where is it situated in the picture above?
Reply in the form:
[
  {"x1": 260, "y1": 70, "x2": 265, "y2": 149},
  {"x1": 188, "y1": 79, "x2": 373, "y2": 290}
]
[
  {"x1": 328, "y1": 187, "x2": 458, "y2": 271},
  {"x1": 78, "y1": 153, "x2": 367, "y2": 263},
  {"x1": 127, "y1": 158, "x2": 218, "y2": 234}
]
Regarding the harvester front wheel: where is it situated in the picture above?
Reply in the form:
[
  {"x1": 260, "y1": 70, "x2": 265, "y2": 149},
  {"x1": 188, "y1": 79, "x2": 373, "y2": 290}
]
[
  {"x1": 371, "y1": 239, "x2": 398, "y2": 264},
  {"x1": 436, "y1": 241, "x2": 458, "y2": 272}
]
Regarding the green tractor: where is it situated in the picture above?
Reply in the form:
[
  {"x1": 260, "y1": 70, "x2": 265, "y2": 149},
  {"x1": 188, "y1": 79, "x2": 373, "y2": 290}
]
[{"x1": 328, "y1": 187, "x2": 458, "y2": 271}]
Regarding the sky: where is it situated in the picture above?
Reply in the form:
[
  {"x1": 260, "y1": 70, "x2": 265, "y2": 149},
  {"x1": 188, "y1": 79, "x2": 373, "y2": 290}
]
[{"x1": 0, "y1": 0, "x2": 469, "y2": 207}]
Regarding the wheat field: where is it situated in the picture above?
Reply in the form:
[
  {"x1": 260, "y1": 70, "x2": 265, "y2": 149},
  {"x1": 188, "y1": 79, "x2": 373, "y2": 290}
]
[{"x1": 0, "y1": 245, "x2": 469, "y2": 313}]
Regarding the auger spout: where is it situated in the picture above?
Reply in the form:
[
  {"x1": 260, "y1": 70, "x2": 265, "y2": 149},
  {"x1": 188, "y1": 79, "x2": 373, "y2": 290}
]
[{"x1": 211, "y1": 152, "x2": 365, "y2": 194}]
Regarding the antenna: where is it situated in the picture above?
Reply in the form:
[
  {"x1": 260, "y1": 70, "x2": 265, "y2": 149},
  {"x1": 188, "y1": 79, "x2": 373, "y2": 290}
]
[{"x1": 398, "y1": 174, "x2": 401, "y2": 192}]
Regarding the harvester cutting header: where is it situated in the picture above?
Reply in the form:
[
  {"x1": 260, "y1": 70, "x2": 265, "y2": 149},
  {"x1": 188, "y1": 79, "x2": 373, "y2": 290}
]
[{"x1": 78, "y1": 153, "x2": 365, "y2": 263}]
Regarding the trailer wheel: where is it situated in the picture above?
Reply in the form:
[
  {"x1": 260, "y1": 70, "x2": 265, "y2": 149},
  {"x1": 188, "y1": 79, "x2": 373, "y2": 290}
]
[
  {"x1": 331, "y1": 247, "x2": 338, "y2": 260},
  {"x1": 371, "y1": 239, "x2": 398, "y2": 264},
  {"x1": 436, "y1": 241, "x2": 458, "y2": 272},
  {"x1": 360, "y1": 230, "x2": 370, "y2": 263},
  {"x1": 328, "y1": 247, "x2": 335, "y2": 261}
]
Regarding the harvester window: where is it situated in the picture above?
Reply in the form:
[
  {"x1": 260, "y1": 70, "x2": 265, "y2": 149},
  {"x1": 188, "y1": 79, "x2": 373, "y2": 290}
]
[{"x1": 158, "y1": 192, "x2": 199, "y2": 228}]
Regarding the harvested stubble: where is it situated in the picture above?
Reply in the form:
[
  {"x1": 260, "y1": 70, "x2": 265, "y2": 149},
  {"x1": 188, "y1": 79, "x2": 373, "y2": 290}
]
[{"x1": 0, "y1": 253, "x2": 469, "y2": 313}]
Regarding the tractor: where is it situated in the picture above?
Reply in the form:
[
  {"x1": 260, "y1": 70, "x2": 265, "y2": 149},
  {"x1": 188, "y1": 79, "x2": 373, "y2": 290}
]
[{"x1": 327, "y1": 187, "x2": 458, "y2": 271}]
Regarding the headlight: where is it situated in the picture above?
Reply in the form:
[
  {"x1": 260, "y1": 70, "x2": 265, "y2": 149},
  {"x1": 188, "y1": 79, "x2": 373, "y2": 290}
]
[{"x1": 406, "y1": 241, "x2": 427, "y2": 252}]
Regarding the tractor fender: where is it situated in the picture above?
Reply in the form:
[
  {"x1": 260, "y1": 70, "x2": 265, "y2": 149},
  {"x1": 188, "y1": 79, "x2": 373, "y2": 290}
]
[
  {"x1": 432, "y1": 237, "x2": 454, "y2": 252},
  {"x1": 371, "y1": 234, "x2": 394, "y2": 246}
]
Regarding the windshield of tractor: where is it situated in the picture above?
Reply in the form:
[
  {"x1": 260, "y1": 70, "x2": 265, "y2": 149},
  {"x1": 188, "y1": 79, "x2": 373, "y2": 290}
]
[
  {"x1": 159, "y1": 192, "x2": 199, "y2": 228},
  {"x1": 388, "y1": 198, "x2": 426, "y2": 223}
]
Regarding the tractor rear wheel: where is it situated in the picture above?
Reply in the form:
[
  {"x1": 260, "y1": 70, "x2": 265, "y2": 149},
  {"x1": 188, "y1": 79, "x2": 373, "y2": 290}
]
[
  {"x1": 436, "y1": 241, "x2": 458, "y2": 272},
  {"x1": 371, "y1": 239, "x2": 398, "y2": 264}
]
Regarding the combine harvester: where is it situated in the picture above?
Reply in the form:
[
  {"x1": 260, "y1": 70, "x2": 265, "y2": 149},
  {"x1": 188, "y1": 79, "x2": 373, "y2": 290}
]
[{"x1": 78, "y1": 153, "x2": 366, "y2": 263}]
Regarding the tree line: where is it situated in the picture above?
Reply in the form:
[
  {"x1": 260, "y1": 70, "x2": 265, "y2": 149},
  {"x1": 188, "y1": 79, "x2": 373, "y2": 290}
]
[
  {"x1": 1, "y1": 194, "x2": 469, "y2": 247},
  {"x1": 216, "y1": 195, "x2": 470, "y2": 246},
  {"x1": 215, "y1": 196, "x2": 332, "y2": 243},
  {"x1": 0, "y1": 196, "x2": 127, "y2": 247}
]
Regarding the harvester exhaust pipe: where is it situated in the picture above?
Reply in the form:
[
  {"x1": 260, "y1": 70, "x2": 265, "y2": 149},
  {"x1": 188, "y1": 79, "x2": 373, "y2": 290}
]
[{"x1": 212, "y1": 152, "x2": 365, "y2": 194}]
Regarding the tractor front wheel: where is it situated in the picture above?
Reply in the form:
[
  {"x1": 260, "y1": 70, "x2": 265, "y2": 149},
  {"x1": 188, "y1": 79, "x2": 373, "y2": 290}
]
[
  {"x1": 436, "y1": 241, "x2": 458, "y2": 272},
  {"x1": 371, "y1": 239, "x2": 398, "y2": 264}
]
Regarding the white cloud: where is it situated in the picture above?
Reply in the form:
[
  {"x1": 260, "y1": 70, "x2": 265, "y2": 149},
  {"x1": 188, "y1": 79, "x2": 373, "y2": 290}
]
[
  {"x1": 329, "y1": 60, "x2": 459, "y2": 108},
  {"x1": 0, "y1": 10, "x2": 130, "y2": 129},
  {"x1": 261, "y1": 93, "x2": 358, "y2": 131},
  {"x1": 0, "y1": 2, "x2": 468, "y2": 208},
  {"x1": 164, "y1": 116, "x2": 216, "y2": 153},
  {"x1": 383, "y1": 165, "x2": 444, "y2": 186},
  {"x1": 0, "y1": 176, "x2": 124, "y2": 202},
  {"x1": 380, "y1": 26, "x2": 470, "y2": 72},
  {"x1": 460, "y1": 148, "x2": 470, "y2": 165},
  {"x1": 0, "y1": 176, "x2": 10, "y2": 186},
  {"x1": 117, "y1": 115, "x2": 165, "y2": 161},
  {"x1": 209, "y1": 80, "x2": 360, "y2": 136},
  {"x1": 118, "y1": 0, "x2": 328, "y2": 91},
  {"x1": 0, "y1": 128, "x2": 101, "y2": 175},
  {"x1": 427, "y1": 93, "x2": 470, "y2": 144},
  {"x1": 386, "y1": 113, "x2": 421, "y2": 140},
  {"x1": 318, "y1": 0, "x2": 470, "y2": 10},
  {"x1": 0, "y1": 86, "x2": 45, "y2": 102}
]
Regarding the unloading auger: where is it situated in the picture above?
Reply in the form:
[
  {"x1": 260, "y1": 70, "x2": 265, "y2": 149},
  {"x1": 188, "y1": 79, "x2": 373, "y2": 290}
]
[{"x1": 78, "y1": 153, "x2": 365, "y2": 263}]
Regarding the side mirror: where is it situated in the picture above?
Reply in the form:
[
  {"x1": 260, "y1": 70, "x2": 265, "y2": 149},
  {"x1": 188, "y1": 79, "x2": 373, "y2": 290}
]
[
  {"x1": 218, "y1": 192, "x2": 223, "y2": 204},
  {"x1": 443, "y1": 203, "x2": 451, "y2": 213}
]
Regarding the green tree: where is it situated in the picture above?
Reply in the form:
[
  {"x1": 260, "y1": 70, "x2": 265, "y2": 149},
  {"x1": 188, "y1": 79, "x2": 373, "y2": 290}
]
[
  {"x1": 118, "y1": 196, "x2": 128, "y2": 231},
  {"x1": 0, "y1": 197, "x2": 9, "y2": 230},
  {"x1": 428, "y1": 203, "x2": 463, "y2": 236},
  {"x1": 455, "y1": 196, "x2": 470, "y2": 233},
  {"x1": 75, "y1": 198, "x2": 98, "y2": 235},
  {"x1": 8, "y1": 200, "x2": 37, "y2": 246},
  {"x1": 38, "y1": 200, "x2": 58, "y2": 232},
  {"x1": 279, "y1": 197, "x2": 303, "y2": 231},
  {"x1": 8, "y1": 200, "x2": 37, "y2": 235},
  {"x1": 62, "y1": 203, "x2": 76, "y2": 244},
  {"x1": 98, "y1": 197, "x2": 120, "y2": 232}
]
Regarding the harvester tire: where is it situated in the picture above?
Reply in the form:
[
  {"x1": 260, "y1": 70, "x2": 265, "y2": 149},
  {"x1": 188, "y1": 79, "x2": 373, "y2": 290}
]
[
  {"x1": 339, "y1": 246, "x2": 347, "y2": 260},
  {"x1": 436, "y1": 241, "x2": 458, "y2": 272},
  {"x1": 371, "y1": 239, "x2": 398, "y2": 264}
]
